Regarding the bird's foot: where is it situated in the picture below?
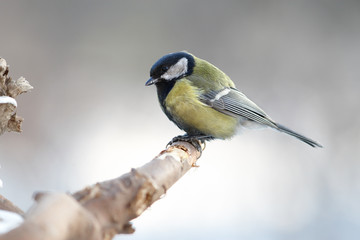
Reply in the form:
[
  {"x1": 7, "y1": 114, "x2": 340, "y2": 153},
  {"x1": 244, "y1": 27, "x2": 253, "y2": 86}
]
[{"x1": 167, "y1": 134, "x2": 206, "y2": 153}]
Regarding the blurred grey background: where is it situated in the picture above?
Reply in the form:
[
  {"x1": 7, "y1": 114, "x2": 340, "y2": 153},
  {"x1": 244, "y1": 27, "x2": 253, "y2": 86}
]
[{"x1": 0, "y1": 0, "x2": 359, "y2": 239}]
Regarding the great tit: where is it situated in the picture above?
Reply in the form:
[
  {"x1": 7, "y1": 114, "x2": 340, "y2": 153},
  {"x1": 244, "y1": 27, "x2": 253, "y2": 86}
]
[{"x1": 145, "y1": 51, "x2": 322, "y2": 148}]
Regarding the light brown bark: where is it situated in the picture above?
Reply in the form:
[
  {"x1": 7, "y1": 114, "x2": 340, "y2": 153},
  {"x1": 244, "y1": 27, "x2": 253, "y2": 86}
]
[
  {"x1": 0, "y1": 57, "x2": 32, "y2": 135},
  {"x1": 0, "y1": 141, "x2": 201, "y2": 240}
]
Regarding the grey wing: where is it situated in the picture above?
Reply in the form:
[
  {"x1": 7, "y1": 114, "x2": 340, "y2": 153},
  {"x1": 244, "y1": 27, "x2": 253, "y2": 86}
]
[
  {"x1": 200, "y1": 88, "x2": 278, "y2": 128},
  {"x1": 200, "y1": 87, "x2": 323, "y2": 147}
]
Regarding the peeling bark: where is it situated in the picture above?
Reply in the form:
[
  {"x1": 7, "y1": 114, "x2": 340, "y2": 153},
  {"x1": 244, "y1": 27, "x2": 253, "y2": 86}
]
[
  {"x1": 0, "y1": 57, "x2": 32, "y2": 135},
  {"x1": 0, "y1": 141, "x2": 202, "y2": 240}
]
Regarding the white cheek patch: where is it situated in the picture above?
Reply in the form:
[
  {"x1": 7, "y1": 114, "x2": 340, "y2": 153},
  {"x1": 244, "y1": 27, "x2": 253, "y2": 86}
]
[{"x1": 161, "y1": 57, "x2": 188, "y2": 80}]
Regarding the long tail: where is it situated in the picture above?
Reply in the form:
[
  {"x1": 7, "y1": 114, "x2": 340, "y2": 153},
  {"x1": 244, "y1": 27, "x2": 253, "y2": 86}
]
[{"x1": 275, "y1": 123, "x2": 323, "y2": 148}]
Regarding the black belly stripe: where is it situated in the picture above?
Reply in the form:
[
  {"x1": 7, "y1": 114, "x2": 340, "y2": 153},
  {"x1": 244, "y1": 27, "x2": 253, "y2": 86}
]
[{"x1": 155, "y1": 80, "x2": 176, "y2": 123}]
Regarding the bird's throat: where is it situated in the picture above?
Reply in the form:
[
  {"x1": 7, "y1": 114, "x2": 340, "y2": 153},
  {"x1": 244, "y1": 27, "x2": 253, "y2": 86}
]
[{"x1": 156, "y1": 81, "x2": 176, "y2": 107}]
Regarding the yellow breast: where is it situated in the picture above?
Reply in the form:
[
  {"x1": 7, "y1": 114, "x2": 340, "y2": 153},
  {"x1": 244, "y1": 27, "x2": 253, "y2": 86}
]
[{"x1": 164, "y1": 79, "x2": 238, "y2": 139}]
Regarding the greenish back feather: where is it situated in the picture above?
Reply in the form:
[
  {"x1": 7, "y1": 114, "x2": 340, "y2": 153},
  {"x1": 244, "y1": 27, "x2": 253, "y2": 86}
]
[{"x1": 188, "y1": 55, "x2": 235, "y2": 92}]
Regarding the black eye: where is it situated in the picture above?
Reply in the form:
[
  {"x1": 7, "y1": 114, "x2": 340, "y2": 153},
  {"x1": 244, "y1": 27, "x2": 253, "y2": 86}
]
[{"x1": 161, "y1": 66, "x2": 169, "y2": 73}]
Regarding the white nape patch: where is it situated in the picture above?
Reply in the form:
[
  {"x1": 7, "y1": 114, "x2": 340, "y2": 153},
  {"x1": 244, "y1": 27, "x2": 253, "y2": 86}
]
[
  {"x1": 0, "y1": 96, "x2": 17, "y2": 107},
  {"x1": 161, "y1": 57, "x2": 188, "y2": 80},
  {"x1": 210, "y1": 88, "x2": 231, "y2": 102}
]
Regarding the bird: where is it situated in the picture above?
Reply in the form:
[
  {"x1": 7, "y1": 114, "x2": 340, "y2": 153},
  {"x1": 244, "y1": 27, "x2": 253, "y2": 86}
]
[{"x1": 145, "y1": 51, "x2": 322, "y2": 149}]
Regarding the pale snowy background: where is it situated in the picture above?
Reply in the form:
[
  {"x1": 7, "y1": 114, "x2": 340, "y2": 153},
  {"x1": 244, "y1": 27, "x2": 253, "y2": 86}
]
[{"x1": 0, "y1": 1, "x2": 359, "y2": 239}]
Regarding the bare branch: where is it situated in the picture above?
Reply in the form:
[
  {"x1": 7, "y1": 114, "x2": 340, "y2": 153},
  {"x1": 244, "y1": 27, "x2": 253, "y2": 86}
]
[
  {"x1": 0, "y1": 195, "x2": 24, "y2": 216},
  {"x1": 0, "y1": 141, "x2": 201, "y2": 240},
  {"x1": 0, "y1": 57, "x2": 32, "y2": 135}
]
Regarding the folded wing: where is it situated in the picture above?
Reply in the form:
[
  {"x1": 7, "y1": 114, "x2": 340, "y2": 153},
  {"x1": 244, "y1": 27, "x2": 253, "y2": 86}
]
[{"x1": 200, "y1": 87, "x2": 322, "y2": 147}]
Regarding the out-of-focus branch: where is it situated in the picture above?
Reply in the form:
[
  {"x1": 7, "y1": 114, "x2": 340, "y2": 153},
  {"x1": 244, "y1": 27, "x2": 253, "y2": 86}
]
[
  {"x1": 0, "y1": 57, "x2": 31, "y2": 232},
  {"x1": 0, "y1": 141, "x2": 202, "y2": 240},
  {"x1": 0, "y1": 195, "x2": 24, "y2": 216},
  {"x1": 0, "y1": 57, "x2": 33, "y2": 135}
]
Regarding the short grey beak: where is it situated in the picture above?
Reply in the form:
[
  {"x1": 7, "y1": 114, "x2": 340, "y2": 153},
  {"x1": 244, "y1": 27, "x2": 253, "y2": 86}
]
[{"x1": 145, "y1": 77, "x2": 158, "y2": 86}]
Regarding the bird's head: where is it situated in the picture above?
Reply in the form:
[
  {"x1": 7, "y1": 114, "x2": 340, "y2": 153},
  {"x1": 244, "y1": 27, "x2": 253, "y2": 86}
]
[{"x1": 145, "y1": 51, "x2": 195, "y2": 86}]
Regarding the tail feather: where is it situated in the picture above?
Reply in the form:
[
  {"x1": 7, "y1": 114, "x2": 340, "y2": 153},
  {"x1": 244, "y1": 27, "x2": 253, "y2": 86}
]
[{"x1": 275, "y1": 123, "x2": 323, "y2": 148}]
